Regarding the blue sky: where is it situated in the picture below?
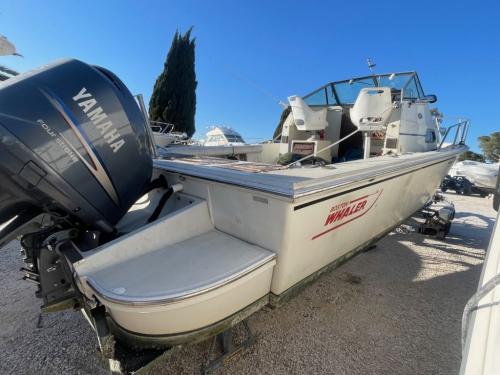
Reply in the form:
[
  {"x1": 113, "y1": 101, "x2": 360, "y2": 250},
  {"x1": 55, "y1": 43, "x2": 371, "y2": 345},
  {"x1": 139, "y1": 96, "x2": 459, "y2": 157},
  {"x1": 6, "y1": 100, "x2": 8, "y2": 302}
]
[{"x1": 0, "y1": 0, "x2": 498, "y2": 151}]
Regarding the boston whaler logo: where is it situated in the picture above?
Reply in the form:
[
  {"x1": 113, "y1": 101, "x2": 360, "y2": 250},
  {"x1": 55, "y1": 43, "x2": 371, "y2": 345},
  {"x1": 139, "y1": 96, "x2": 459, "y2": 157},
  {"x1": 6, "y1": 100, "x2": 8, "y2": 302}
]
[
  {"x1": 72, "y1": 87, "x2": 125, "y2": 153},
  {"x1": 311, "y1": 189, "x2": 383, "y2": 240}
]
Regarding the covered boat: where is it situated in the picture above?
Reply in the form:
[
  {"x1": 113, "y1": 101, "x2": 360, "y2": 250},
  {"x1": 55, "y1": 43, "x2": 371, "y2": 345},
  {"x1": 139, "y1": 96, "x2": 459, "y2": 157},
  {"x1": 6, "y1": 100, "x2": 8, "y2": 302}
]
[{"x1": 450, "y1": 160, "x2": 499, "y2": 192}]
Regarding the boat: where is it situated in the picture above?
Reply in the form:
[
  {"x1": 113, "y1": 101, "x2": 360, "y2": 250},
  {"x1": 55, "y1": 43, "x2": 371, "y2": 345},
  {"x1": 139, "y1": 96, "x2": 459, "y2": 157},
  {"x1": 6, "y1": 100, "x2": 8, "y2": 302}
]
[
  {"x1": 449, "y1": 160, "x2": 499, "y2": 193},
  {"x1": 203, "y1": 126, "x2": 246, "y2": 146},
  {"x1": 0, "y1": 59, "x2": 469, "y2": 362},
  {"x1": 0, "y1": 34, "x2": 22, "y2": 57},
  {"x1": 156, "y1": 125, "x2": 262, "y2": 159},
  {"x1": 149, "y1": 120, "x2": 188, "y2": 147},
  {"x1": 460, "y1": 173, "x2": 500, "y2": 374}
]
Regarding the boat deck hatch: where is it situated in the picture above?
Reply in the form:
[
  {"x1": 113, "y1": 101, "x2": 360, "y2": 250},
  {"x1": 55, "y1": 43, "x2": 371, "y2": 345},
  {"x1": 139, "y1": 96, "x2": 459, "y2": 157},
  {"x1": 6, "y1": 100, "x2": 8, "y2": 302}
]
[{"x1": 84, "y1": 230, "x2": 276, "y2": 305}]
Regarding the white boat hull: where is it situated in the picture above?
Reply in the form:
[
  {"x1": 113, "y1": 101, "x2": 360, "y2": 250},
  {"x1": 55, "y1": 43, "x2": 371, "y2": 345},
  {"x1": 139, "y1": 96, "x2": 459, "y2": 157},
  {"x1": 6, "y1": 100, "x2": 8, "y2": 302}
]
[
  {"x1": 101, "y1": 260, "x2": 275, "y2": 336},
  {"x1": 170, "y1": 154, "x2": 455, "y2": 295},
  {"x1": 153, "y1": 132, "x2": 177, "y2": 147},
  {"x1": 74, "y1": 148, "x2": 461, "y2": 343}
]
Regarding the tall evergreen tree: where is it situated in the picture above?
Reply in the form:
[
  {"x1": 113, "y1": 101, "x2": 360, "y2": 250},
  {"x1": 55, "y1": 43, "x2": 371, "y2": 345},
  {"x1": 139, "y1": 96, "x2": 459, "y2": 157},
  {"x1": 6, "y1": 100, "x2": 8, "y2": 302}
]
[
  {"x1": 478, "y1": 132, "x2": 500, "y2": 162},
  {"x1": 149, "y1": 28, "x2": 197, "y2": 137}
]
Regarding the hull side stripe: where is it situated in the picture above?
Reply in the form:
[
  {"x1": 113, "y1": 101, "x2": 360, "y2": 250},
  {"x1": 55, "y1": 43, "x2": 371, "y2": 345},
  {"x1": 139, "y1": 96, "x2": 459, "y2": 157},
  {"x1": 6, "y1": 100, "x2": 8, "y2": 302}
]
[{"x1": 293, "y1": 156, "x2": 455, "y2": 211}]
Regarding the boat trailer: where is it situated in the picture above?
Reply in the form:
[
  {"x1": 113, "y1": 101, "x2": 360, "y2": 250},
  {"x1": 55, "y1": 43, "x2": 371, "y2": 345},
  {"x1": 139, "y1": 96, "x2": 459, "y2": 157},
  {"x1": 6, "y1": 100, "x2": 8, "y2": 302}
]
[
  {"x1": 418, "y1": 193, "x2": 455, "y2": 239},
  {"x1": 397, "y1": 193, "x2": 455, "y2": 239},
  {"x1": 94, "y1": 318, "x2": 255, "y2": 374}
]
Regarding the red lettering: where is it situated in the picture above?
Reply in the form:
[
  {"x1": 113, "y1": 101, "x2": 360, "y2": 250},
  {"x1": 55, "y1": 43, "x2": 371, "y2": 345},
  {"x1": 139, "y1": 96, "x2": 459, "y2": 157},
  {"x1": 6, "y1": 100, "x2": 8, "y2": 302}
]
[
  {"x1": 326, "y1": 207, "x2": 348, "y2": 225},
  {"x1": 325, "y1": 210, "x2": 339, "y2": 226},
  {"x1": 339, "y1": 208, "x2": 348, "y2": 220},
  {"x1": 324, "y1": 199, "x2": 368, "y2": 227},
  {"x1": 324, "y1": 212, "x2": 335, "y2": 226},
  {"x1": 354, "y1": 200, "x2": 367, "y2": 213}
]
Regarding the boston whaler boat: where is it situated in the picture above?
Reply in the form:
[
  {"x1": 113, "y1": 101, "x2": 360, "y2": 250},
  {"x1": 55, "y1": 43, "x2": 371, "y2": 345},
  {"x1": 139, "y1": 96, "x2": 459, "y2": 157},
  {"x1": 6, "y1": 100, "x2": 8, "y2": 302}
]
[{"x1": 0, "y1": 59, "x2": 468, "y2": 369}]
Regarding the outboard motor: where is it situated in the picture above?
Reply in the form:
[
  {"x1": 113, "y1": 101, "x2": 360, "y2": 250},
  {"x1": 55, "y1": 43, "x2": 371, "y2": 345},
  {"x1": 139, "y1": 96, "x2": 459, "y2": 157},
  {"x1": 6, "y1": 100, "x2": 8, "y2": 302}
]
[
  {"x1": 0, "y1": 59, "x2": 153, "y2": 244},
  {"x1": 0, "y1": 59, "x2": 153, "y2": 310}
]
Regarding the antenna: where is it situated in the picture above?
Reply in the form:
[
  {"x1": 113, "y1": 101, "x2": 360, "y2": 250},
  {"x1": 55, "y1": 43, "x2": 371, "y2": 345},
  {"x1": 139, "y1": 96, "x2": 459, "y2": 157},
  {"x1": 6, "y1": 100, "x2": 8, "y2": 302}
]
[
  {"x1": 366, "y1": 58, "x2": 376, "y2": 73},
  {"x1": 367, "y1": 58, "x2": 379, "y2": 86}
]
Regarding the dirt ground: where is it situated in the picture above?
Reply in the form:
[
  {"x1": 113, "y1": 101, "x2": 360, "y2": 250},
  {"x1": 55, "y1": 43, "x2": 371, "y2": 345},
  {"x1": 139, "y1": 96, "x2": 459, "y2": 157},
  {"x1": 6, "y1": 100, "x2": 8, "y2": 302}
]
[{"x1": 0, "y1": 192, "x2": 496, "y2": 375}]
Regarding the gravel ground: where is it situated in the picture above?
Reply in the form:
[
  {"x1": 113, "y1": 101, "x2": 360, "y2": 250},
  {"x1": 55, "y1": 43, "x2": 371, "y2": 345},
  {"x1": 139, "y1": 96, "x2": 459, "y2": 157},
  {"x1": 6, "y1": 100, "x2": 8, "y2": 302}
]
[{"x1": 0, "y1": 193, "x2": 496, "y2": 375}]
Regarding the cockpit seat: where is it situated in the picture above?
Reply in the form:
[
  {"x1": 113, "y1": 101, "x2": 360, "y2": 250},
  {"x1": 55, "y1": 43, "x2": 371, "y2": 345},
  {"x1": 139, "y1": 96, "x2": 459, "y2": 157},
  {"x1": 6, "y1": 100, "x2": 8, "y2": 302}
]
[
  {"x1": 288, "y1": 95, "x2": 328, "y2": 131},
  {"x1": 350, "y1": 87, "x2": 393, "y2": 131}
]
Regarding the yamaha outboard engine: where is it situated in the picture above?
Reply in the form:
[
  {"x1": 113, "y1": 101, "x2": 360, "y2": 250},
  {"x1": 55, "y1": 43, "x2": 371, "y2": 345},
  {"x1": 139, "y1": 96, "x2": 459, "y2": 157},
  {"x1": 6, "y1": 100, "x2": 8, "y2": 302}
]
[
  {"x1": 0, "y1": 59, "x2": 154, "y2": 309},
  {"x1": 0, "y1": 59, "x2": 153, "y2": 243}
]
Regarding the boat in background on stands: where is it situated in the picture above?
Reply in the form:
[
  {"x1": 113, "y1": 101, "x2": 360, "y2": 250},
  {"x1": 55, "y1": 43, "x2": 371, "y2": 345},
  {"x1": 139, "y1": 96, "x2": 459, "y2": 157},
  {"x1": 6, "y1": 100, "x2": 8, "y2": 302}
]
[
  {"x1": 449, "y1": 160, "x2": 499, "y2": 194},
  {"x1": 0, "y1": 60, "x2": 469, "y2": 371},
  {"x1": 440, "y1": 175, "x2": 489, "y2": 197},
  {"x1": 150, "y1": 120, "x2": 189, "y2": 147}
]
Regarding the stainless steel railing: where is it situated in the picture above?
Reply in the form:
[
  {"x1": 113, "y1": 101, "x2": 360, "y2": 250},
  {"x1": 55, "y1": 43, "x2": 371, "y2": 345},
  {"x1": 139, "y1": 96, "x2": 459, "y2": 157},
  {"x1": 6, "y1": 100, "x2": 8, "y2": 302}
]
[
  {"x1": 149, "y1": 121, "x2": 176, "y2": 134},
  {"x1": 438, "y1": 119, "x2": 470, "y2": 149}
]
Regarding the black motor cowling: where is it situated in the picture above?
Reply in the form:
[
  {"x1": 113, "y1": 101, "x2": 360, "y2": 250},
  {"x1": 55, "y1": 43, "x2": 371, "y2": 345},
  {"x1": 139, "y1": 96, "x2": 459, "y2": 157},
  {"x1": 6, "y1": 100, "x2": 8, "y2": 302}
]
[{"x1": 0, "y1": 59, "x2": 153, "y2": 245}]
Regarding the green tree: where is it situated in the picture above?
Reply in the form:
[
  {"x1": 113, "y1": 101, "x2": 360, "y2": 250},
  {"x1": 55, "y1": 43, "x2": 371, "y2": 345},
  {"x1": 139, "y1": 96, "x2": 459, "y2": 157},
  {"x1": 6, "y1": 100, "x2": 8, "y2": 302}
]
[
  {"x1": 149, "y1": 28, "x2": 197, "y2": 137},
  {"x1": 458, "y1": 150, "x2": 485, "y2": 162},
  {"x1": 430, "y1": 108, "x2": 443, "y2": 124},
  {"x1": 478, "y1": 132, "x2": 500, "y2": 162}
]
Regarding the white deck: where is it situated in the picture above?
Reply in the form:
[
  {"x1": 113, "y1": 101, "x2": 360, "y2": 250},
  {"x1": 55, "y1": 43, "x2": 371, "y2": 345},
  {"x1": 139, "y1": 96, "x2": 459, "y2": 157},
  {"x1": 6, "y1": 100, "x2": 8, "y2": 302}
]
[
  {"x1": 84, "y1": 230, "x2": 275, "y2": 304},
  {"x1": 155, "y1": 146, "x2": 464, "y2": 198}
]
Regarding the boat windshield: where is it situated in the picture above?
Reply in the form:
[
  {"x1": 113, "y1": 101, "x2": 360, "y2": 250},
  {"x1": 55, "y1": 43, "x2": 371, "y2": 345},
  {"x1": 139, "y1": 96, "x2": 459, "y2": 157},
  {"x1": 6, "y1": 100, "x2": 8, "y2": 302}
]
[
  {"x1": 303, "y1": 72, "x2": 424, "y2": 106},
  {"x1": 226, "y1": 135, "x2": 244, "y2": 143}
]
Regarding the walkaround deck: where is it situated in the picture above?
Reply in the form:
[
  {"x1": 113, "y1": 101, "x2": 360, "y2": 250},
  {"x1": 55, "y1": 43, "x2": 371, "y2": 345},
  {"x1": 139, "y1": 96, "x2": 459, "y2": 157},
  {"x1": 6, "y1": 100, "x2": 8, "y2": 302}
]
[{"x1": 155, "y1": 146, "x2": 465, "y2": 199}]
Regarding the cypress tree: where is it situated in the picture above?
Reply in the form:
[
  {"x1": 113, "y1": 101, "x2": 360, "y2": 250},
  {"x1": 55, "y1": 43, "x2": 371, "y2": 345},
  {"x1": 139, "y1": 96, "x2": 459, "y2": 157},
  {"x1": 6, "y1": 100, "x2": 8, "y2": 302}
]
[{"x1": 149, "y1": 28, "x2": 197, "y2": 137}]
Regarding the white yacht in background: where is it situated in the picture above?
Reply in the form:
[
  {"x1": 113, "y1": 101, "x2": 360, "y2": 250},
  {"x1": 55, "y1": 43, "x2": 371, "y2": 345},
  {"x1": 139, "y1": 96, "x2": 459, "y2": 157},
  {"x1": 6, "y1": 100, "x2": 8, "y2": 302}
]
[
  {"x1": 203, "y1": 126, "x2": 246, "y2": 146},
  {"x1": 156, "y1": 125, "x2": 261, "y2": 159},
  {"x1": 0, "y1": 61, "x2": 469, "y2": 366}
]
